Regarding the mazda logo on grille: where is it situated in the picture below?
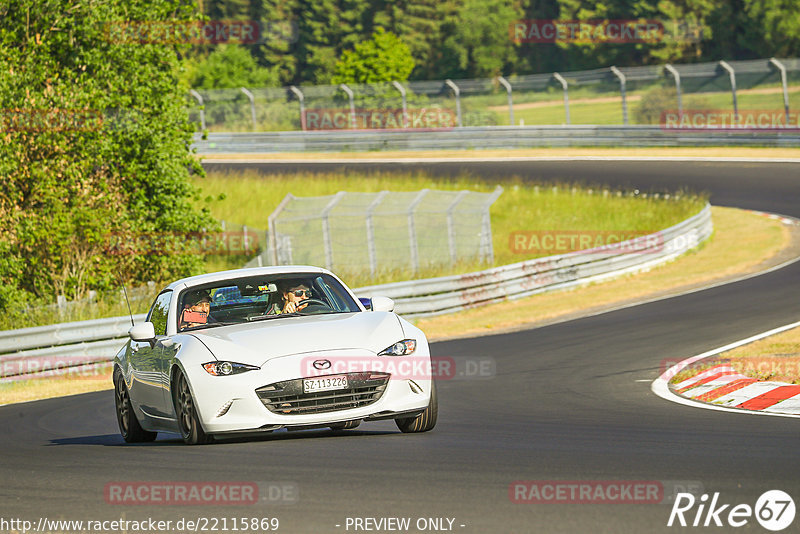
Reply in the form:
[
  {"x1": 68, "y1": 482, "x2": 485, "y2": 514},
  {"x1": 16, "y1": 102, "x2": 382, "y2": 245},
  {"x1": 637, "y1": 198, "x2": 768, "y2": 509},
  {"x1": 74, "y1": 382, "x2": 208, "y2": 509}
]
[{"x1": 313, "y1": 359, "x2": 332, "y2": 370}]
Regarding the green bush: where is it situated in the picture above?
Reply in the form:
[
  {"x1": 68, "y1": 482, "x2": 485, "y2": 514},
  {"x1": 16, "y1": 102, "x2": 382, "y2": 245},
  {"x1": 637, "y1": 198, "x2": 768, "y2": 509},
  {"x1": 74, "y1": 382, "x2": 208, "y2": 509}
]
[
  {"x1": 332, "y1": 28, "x2": 415, "y2": 85},
  {"x1": 634, "y1": 86, "x2": 680, "y2": 125}
]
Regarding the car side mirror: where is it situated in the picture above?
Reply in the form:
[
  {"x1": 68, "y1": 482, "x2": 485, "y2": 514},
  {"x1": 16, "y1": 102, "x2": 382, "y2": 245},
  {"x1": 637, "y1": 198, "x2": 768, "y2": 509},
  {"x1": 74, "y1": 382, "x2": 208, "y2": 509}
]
[
  {"x1": 129, "y1": 322, "x2": 156, "y2": 342},
  {"x1": 370, "y1": 296, "x2": 394, "y2": 312}
]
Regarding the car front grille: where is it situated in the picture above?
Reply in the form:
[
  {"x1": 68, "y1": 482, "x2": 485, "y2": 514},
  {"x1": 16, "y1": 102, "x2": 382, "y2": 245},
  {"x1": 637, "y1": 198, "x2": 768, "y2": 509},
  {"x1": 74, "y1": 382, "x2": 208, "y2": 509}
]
[{"x1": 256, "y1": 372, "x2": 390, "y2": 415}]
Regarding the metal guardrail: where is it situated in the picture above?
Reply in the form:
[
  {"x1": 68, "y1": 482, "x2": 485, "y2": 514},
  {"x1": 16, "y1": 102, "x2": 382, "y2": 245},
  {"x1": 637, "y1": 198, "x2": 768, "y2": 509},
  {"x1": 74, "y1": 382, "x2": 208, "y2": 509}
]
[
  {"x1": 0, "y1": 315, "x2": 146, "y2": 382},
  {"x1": 0, "y1": 205, "x2": 710, "y2": 379},
  {"x1": 0, "y1": 314, "x2": 146, "y2": 353},
  {"x1": 193, "y1": 128, "x2": 800, "y2": 153}
]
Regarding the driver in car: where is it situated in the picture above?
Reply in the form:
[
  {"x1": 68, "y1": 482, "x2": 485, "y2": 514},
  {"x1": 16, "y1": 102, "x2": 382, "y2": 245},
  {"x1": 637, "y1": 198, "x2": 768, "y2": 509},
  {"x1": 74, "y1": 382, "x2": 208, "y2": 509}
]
[
  {"x1": 179, "y1": 290, "x2": 215, "y2": 331},
  {"x1": 265, "y1": 282, "x2": 312, "y2": 315},
  {"x1": 281, "y1": 283, "x2": 313, "y2": 313}
]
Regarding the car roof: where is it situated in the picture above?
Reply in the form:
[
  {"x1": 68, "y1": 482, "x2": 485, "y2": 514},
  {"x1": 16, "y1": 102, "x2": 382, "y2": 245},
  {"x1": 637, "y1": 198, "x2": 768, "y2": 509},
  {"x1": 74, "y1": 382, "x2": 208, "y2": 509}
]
[{"x1": 164, "y1": 265, "x2": 330, "y2": 292}]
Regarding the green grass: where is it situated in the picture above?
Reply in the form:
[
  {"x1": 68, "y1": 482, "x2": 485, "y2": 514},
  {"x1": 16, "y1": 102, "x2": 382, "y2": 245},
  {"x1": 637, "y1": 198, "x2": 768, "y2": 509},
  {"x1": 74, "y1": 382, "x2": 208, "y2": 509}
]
[
  {"x1": 194, "y1": 170, "x2": 707, "y2": 288},
  {"x1": 4, "y1": 171, "x2": 705, "y2": 330}
]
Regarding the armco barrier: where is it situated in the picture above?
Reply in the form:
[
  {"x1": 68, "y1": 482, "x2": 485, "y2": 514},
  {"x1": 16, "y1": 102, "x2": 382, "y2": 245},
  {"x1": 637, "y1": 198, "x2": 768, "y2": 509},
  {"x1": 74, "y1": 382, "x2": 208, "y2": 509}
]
[
  {"x1": 0, "y1": 314, "x2": 146, "y2": 354},
  {"x1": 0, "y1": 205, "x2": 710, "y2": 379},
  {"x1": 193, "y1": 128, "x2": 800, "y2": 153}
]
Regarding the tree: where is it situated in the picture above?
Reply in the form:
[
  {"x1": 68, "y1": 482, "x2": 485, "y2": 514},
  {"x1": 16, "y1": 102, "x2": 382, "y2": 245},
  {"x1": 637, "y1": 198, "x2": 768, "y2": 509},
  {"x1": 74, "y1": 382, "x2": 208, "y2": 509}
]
[
  {"x1": 648, "y1": 0, "x2": 714, "y2": 63},
  {"x1": 372, "y1": 0, "x2": 448, "y2": 80},
  {"x1": 189, "y1": 45, "x2": 279, "y2": 89},
  {"x1": 744, "y1": 0, "x2": 800, "y2": 57},
  {"x1": 332, "y1": 28, "x2": 415, "y2": 84},
  {"x1": 435, "y1": 0, "x2": 524, "y2": 78},
  {"x1": 0, "y1": 0, "x2": 211, "y2": 307},
  {"x1": 250, "y1": 0, "x2": 301, "y2": 85},
  {"x1": 292, "y1": 0, "x2": 373, "y2": 83}
]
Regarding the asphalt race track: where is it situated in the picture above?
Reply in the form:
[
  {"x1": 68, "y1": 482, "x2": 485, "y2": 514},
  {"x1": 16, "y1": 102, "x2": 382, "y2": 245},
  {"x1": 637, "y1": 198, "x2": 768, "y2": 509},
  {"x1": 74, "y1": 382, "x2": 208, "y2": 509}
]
[{"x1": 2, "y1": 160, "x2": 799, "y2": 533}]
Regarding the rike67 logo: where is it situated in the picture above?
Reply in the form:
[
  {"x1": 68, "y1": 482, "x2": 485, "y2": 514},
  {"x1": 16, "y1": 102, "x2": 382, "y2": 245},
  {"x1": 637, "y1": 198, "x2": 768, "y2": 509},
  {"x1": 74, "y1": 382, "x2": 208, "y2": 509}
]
[{"x1": 668, "y1": 490, "x2": 795, "y2": 531}]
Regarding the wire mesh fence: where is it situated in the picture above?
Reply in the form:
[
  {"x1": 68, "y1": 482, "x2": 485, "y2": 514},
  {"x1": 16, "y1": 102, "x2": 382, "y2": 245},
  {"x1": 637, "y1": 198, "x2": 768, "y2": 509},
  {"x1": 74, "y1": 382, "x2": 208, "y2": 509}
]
[
  {"x1": 188, "y1": 58, "x2": 799, "y2": 131},
  {"x1": 255, "y1": 188, "x2": 503, "y2": 278}
]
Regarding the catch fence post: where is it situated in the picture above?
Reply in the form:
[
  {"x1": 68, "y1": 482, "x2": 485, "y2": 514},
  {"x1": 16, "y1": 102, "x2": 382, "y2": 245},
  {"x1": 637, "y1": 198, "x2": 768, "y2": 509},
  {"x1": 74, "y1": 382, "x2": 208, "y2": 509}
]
[
  {"x1": 445, "y1": 80, "x2": 462, "y2": 127},
  {"x1": 189, "y1": 89, "x2": 206, "y2": 131},
  {"x1": 719, "y1": 61, "x2": 738, "y2": 124},
  {"x1": 392, "y1": 81, "x2": 408, "y2": 128},
  {"x1": 497, "y1": 76, "x2": 514, "y2": 126},
  {"x1": 664, "y1": 64, "x2": 683, "y2": 118},
  {"x1": 553, "y1": 73, "x2": 570, "y2": 125},
  {"x1": 610, "y1": 66, "x2": 628, "y2": 125},
  {"x1": 769, "y1": 58, "x2": 790, "y2": 126},
  {"x1": 289, "y1": 86, "x2": 305, "y2": 130},
  {"x1": 240, "y1": 87, "x2": 257, "y2": 130}
]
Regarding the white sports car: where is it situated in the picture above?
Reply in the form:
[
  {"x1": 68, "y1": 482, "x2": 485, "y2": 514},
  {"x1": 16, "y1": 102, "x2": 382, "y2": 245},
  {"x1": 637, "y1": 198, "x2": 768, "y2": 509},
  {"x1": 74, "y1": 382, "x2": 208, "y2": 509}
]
[{"x1": 113, "y1": 266, "x2": 436, "y2": 444}]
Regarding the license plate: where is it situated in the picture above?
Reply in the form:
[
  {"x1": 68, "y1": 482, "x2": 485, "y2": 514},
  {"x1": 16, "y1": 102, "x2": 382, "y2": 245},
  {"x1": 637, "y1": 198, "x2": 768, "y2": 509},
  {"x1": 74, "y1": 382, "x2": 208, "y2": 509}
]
[{"x1": 303, "y1": 375, "x2": 348, "y2": 393}]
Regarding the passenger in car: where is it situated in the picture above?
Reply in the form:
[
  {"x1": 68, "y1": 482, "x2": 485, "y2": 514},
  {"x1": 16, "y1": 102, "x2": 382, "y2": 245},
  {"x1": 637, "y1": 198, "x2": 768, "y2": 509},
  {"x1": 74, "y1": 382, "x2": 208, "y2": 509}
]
[{"x1": 179, "y1": 290, "x2": 215, "y2": 331}]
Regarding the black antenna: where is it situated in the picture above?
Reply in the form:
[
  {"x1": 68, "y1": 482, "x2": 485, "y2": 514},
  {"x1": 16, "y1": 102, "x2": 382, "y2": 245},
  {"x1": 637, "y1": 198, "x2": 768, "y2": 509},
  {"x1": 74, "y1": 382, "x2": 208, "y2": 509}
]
[{"x1": 119, "y1": 275, "x2": 135, "y2": 327}]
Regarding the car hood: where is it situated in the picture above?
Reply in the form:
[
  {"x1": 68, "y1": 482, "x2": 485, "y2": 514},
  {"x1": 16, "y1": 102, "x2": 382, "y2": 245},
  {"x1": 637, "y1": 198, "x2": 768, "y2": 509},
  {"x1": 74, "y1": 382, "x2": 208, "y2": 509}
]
[{"x1": 190, "y1": 312, "x2": 404, "y2": 367}]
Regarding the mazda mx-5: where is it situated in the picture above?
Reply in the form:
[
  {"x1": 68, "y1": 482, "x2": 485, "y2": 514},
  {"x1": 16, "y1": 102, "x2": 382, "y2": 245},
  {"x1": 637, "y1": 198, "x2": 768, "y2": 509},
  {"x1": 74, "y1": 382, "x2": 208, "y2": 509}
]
[{"x1": 113, "y1": 266, "x2": 436, "y2": 444}]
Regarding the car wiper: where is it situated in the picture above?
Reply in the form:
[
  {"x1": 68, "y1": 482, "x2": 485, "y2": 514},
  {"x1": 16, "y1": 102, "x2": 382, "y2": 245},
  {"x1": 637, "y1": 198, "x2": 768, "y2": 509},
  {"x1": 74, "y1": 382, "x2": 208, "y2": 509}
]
[
  {"x1": 182, "y1": 321, "x2": 239, "y2": 331},
  {"x1": 248, "y1": 312, "x2": 304, "y2": 322}
]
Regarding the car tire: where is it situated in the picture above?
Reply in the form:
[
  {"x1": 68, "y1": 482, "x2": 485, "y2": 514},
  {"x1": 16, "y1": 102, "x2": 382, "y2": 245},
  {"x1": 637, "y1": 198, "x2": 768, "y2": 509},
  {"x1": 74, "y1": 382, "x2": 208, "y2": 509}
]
[
  {"x1": 329, "y1": 420, "x2": 361, "y2": 430},
  {"x1": 172, "y1": 370, "x2": 213, "y2": 445},
  {"x1": 395, "y1": 380, "x2": 438, "y2": 433},
  {"x1": 114, "y1": 371, "x2": 157, "y2": 443}
]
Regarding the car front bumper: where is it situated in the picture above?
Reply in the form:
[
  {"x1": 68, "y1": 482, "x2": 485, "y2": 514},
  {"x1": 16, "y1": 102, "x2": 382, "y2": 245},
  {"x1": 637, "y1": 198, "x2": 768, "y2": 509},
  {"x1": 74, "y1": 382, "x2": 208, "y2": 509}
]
[{"x1": 185, "y1": 349, "x2": 433, "y2": 434}]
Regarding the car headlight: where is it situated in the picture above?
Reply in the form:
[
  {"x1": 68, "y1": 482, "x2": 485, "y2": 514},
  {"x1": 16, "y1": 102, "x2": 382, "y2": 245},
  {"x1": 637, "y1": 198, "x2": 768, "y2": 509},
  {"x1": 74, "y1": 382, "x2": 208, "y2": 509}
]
[
  {"x1": 378, "y1": 339, "x2": 416, "y2": 356},
  {"x1": 202, "y1": 361, "x2": 260, "y2": 376}
]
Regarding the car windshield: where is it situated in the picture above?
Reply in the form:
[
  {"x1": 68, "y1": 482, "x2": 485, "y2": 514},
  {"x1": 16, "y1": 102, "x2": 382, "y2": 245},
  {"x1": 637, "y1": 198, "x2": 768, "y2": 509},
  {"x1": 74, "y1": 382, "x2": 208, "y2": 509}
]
[{"x1": 177, "y1": 273, "x2": 361, "y2": 332}]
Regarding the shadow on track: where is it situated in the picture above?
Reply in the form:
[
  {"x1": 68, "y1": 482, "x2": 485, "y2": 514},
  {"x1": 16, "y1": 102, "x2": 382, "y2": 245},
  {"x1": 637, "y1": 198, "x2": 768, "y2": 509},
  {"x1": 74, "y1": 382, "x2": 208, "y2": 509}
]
[{"x1": 47, "y1": 428, "x2": 398, "y2": 447}]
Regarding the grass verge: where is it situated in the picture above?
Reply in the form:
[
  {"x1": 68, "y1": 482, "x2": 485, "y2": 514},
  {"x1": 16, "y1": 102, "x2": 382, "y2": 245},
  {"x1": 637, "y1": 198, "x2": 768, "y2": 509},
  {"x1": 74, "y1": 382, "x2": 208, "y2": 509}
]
[
  {"x1": 196, "y1": 171, "x2": 705, "y2": 288},
  {"x1": 0, "y1": 372, "x2": 112, "y2": 406}
]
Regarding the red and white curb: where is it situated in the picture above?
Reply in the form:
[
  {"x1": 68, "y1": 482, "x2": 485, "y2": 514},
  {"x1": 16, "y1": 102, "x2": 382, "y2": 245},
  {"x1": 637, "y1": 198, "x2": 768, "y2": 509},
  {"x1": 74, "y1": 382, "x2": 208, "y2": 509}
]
[
  {"x1": 748, "y1": 209, "x2": 800, "y2": 227},
  {"x1": 652, "y1": 320, "x2": 800, "y2": 418}
]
